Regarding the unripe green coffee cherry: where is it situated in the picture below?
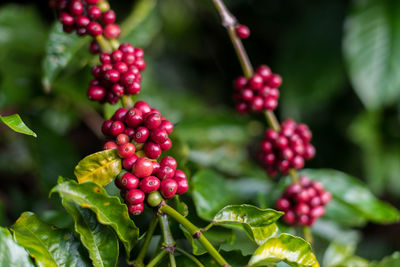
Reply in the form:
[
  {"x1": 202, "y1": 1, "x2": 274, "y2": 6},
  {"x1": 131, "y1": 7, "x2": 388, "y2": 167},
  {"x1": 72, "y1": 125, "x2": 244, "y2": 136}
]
[{"x1": 147, "y1": 191, "x2": 163, "y2": 207}]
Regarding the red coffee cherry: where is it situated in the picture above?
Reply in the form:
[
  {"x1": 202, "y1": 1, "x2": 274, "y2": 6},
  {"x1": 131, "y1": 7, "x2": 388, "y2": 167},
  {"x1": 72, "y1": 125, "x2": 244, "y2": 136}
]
[
  {"x1": 109, "y1": 121, "x2": 125, "y2": 137},
  {"x1": 87, "y1": 85, "x2": 106, "y2": 101},
  {"x1": 160, "y1": 179, "x2": 178, "y2": 199},
  {"x1": 87, "y1": 22, "x2": 103, "y2": 36},
  {"x1": 132, "y1": 157, "x2": 154, "y2": 178},
  {"x1": 160, "y1": 138, "x2": 172, "y2": 151},
  {"x1": 134, "y1": 101, "x2": 152, "y2": 114},
  {"x1": 236, "y1": 24, "x2": 250, "y2": 39},
  {"x1": 102, "y1": 10, "x2": 116, "y2": 25},
  {"x1": 103, "y1": 141, "x2": 117, "y2": 150},
  {"x1": 133, "y1": 126, "x2": 150, "y2": 143},
  {"x1": 104, "y1": 24, "x2": 121, "y2": 39},
  {"x1": 128, "y1": 203, "x2": 144, "y2": 215},
  {"x1": 143, "y1": 142, "x2": 162, "y2": 159},
  {"x1": 156, "y1": 165, "x2": 175, "y2": 180},
  {"x1": 125, "y1": 189, "x2": 145, "y2": 205},
  {"x1": 116, "y1": 134, "x2": 130, "y2": 145},
  {"x1": 139, "y1": 176, "x2": 160, "y2": 193},
  {"x1": 120, "y1": 173, "x2": 139, "y2": 190},
  {"x1": 160, "y1": 156, "x2": 177, "y2": 170},
  {"x1": 144, "y1": 113, "x2": 162, "y2": 129},
  {"x1": 117, "y1": 142, "x2": 135, "y2": 158},
  {"x1": 174, "y1": 177, "x2": 188, "y2": 195},
  {"x1": 122, "y1": 154, "x2": 138, "y2": 171},
  {"x1": 125, "y1": 108, "x2": 143, "y2": 128}
]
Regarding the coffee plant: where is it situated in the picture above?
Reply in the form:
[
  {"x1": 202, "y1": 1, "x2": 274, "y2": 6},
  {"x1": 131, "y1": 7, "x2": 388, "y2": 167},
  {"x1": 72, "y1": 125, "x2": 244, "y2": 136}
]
[{"x1": 0, "y1": 0, "x2": 400, "y2": 266}]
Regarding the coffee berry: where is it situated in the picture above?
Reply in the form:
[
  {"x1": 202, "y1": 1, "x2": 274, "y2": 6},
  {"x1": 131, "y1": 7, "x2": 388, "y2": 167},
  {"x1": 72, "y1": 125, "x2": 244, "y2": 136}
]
[
  {"x1": 276, "y1": 176, "x2": 331, "y2": 226},
  {"x1": 115, "y1": 156, "x2": 189, "y2": 215},
  {"x1": 258, "y1": 119, "x2": 315, "y2": 177},
  {"x1": 233, "y1": 65, "x2": 281, "y2": 114},
  {"x1": 102, "y1": 101, "x2": 173, "y2": 160}
]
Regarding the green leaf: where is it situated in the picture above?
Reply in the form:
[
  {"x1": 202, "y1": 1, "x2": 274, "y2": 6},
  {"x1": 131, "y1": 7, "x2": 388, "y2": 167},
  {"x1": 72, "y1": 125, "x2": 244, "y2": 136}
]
[
  {"x1": 42, "y1": 23, "x2": 89, "y2": 92},
  {"x1": 212, "y1": 204, "x2": 282, "y2": 245},
  {"x1": 343, "y1": 0, "x2": 400, "y2": 109},
  {"x1": 191, "y1": 170, "x2": 237, "y2": 221},
  {"x1": 301, "y1": 169, "x2": 400, "y2": 224},
  {"x1": 11, "y1": 212, "x2": 91, "y2": 267},
  {"x1": 371, "y1": 252, "x2": 400, "y2": 267},
  {"x1": 50, "y1": 180, "x2": 138, "y2": 256},
  {"x1": 74, "y1": 149, "x2": 122, "y2": 186},
  {"x1": 60, "y1": 200, "x2": 119, "y2": 267},
  {"x1": 0, "y1": 114, "x2": 36, "y2": 137},
  {"x1": 220, "y1": 229, "x2": 258, "y2": 256},
  {"x1": 323, "y1": 242, "x2": 357, "y2": 267},
  {"x1": 0, "y1": 227, "x2": 34, "y2": 267},
  {"x1": 248, "y1": 233, "x2": 318, "y2": 267}
]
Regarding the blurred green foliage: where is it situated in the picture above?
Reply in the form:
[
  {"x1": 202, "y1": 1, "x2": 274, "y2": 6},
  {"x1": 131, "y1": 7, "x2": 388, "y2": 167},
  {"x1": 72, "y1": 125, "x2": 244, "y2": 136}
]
[{"x1": 0, "y1": 0, "x2": 400, "y2": 265}]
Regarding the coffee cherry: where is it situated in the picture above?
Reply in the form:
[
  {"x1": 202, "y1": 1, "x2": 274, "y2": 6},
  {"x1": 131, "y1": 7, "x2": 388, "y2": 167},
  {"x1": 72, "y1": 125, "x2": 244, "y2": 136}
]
[
  {"x1": 139, "y1": 176, "x2": 160, "y2": 193},
  {"x1": 173, "y1": 169, "x2": 186, "y2": 180},
  {"x1": 236, "y1": 24, "x2": 250, "y2": 39},
  {"x1": 151, "y1": 161, "x2": 160, "y2": 175},
  {"x1": 159, "y1": 120, "x2": 174, "y2": 134},
  {"x1": 88, "y1": 6, "x2": 101, "y2": 19},
  {"x1": 87, "y1": 85, "x2": 106, "y2": 100},
  {"x1": 174, "y1": 177, "x2": 189, "y2": 195},
  {"x1": 132, "y1": 157, "x2": 154, "y2": 178},
  {"x1": 133, "y1": 126, "x2": 150, "y2": 143},
  {"x1": 125, "y1": 189, "x2": 145, "y2": 205},
  {"x1": 104, "y1": 24, "x2": 121, "y2": 39},
  {"x1": 105, "y1": 69, "x2": 120, "y2": 83},
  {"x1": 115, "y1": 171, "x2": 127, "y2": 189},
  {"x1": 156, "y1": 165, "x2": 175, "y2": 180},
  {"x1": 276, "y1": 198, "x2": 290, "y2": 211},
  {"x1": 122, "y1": 154, "x2": 138, "y2": 171},
  {"x1": 120, "y1": 173, "x2": 139, "y2": 190},
  {"x1": 160, "y1": 179, "x2": 178, "y2": 199},
  {"x1": 112, "y1": 108, "x2": 129, "y2": 121},
  {"x1": 109, "y1": 121, "x2": 125, "y2": 137},
  {"x1": 128, "y1": 203, "x2": 144, "y2": 215},
  {"x1": 160, "y1": 156, "x2": 177, "y2": 170},
  {"x1": 147, "y1": 191, "x2": 163, "y2": 207},
  {"x1": 89, "y1": 40, "x2": 100, "y2": 54},
  {"x1": 102, "y1": 10, "x2": 116, "y2": 25},
  {"x1": 125, "y1": 108, "x2": 143, "y2": 128},
  {"x1": 144, "y1": 113, "x2": 162, "y2": 129},
  {"x1": 143, "y1": 142, "x2": 161, "y2": 159},
  {"x1": 59, "y1": 12, "x2": 74, "y2": 26},
  {"x1": 160, "y1": 138, "x2": 172, "y2": 151},
  {"x1": 119, "y1": 43, "x2": 135, "y2": 54},
  {"x1": 117, "y1": 142, "x2": 135, "y2": 158},
  {"x1": 70, "y1": 0, "x2": 83, "y2": 15},
  {"x1": 104, "y1": 141, "x2": 117, "y2": 150},
  {"x1": 87, "y1": 22, "x2": 103, "y2": 36},
  {"x1": 134, "y1": 101, "x2": 152, "y2": 114},
  {"x1": 116, "y1": 134, "x2": 130, "y2": 145}
]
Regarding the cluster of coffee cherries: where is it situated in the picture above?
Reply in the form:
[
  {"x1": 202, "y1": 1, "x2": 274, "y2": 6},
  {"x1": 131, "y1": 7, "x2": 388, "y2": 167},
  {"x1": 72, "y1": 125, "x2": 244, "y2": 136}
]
[
  {"x1": 88, "y1": 43, "x2": 146, "y2": 104},
  {"x1": 258, "y1": 119, "x2": 315, "y2": 177},
  {"x1": 115, "y1": 156, "x2": 189, "y2": 215},
  {"x1": 276, "y1": 176, "x2": 331, "y2": 226},
  {"x1": 102, "y1": 101, "x2": 173, "y2": 161},
  {"x1": 53, "y1": 0, "x2": 121, "y2": 40},
  {"x1": 233, "y1": 65, "x2": 281, "y2": 114}
]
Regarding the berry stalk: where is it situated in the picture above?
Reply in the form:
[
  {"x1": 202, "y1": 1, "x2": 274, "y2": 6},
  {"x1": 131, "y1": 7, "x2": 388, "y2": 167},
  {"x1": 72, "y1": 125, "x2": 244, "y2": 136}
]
[
  {"x1": 134, "y1": 215, "x2": 159, "y2": 265},
  {"x1": 145, "y1": 249, "x2": 168, "y2": 267},
  {"x1": 211, "y1": 0, "x2": 298, "y2": 184},
  {"x1": 159, "y1": 204, "x2": 230, "y2": 267},
  {"x1": 158, "y1": 213, "x2": 177, "y2": 267},
  {"x1": 175, "y1": 247, "x2": 204, "y2": 267}
]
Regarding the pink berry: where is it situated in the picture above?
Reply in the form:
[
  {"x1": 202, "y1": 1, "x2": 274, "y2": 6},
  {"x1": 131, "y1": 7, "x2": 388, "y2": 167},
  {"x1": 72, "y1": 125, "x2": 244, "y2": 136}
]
[
  {"x1": 139, "y1": 176, "x2": 160, "y2": 193},
  {"x1": 236, "y1": 24, "x2": 250, "y2": 39},
  {"x1": 125, "y1": 189, "x2": 145, "y2": 205},
  {"x1": 132, "y1": 157, "x2": 154, "y2": 178},
  {"x1": 160, "y1": 179, "x2": 178, "y2": 199}
]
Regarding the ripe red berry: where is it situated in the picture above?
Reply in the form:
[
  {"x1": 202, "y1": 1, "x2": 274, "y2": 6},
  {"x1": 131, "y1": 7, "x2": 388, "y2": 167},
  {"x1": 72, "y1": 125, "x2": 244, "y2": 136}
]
[
  {"x1": 160, "y1": 179, "x2": 178, "y2": 199},
  {"x1": 160, "y1": 138, "x2": 172, "y2": 151},
  {"x1": 103, "y1": 141, "x2": 117, "y2": 150},
  {"x1": 156, "y1": 165, "x2": 175, "y2": 180},
  {"x1": 236, "y1": 24, "x2": 250, "y2": 39},
  {"x1": 249, "y1": 74, "x2": 263, "y2": 90},
  {"x1": 122, "y1": 154, "x2": 138, "y2": 171},
  {"x1": 133, "y1": 126, "x2": 149, "y2": 143},
  {"x1": 59, "y1": 12, "x2": 75, "y2": 26},
  {"x1": 117, "y1": 142, "x2": 135, "y2": 158},
  {"x1": 87, "y1": 22, "x2": 103, "y2": 36},
  {"x1": 86, "y1": 0, "x2": 100, "y2": 4},
  {"x1": 256, "y1": 65, "x2": 272, "y2": 80},
  {"x1": 134, "y1": 101, "x2": 152, "y2": 115},
  {"x1": 125, "y1": 189, "x2": 145, "y2": 205},
  {"x1": 173, "y1": 169, "x2": 186, "y2": 180},
  {"x1": 132, "y1": 157, "x2": 154, "y2": 178},
  {"x1": 104, "y1": 24, "x2": 121, "y2": 39},
  {"x1": 88, "y1": 6, "x2": 102, "y2": 19},
  {"x1": 76, "y1": 16, "x2": 90, "y2": 27},
  {"x1": 109, "y1": 121, "x2": 125, "y2": 137},
  {"x1": 174, "y1": 177, "x2": 188, "y2": 195},
  {"x1": 128, "y1": 203, "x2": 144, "y2": 215},
  {"x1": 105, "y1": 69, "x2": 120, "y2": 83},
  {"x1": 120, "y1": 173, "x2": 139, "y2": 190},
  {"x1": 112, "y1": 108, "x2": 129, "y2": 121},
  {"x1": 126, "y1": 82, "x2": 141, "y2": 95},
  {"x1": 89, "y1": 40, "x2": 100, "y2": 54},
  {"x1": 125, "y1": 108, "x2": 143, "y2": 128},
  {"x1": 119, "y1": 43, "x2": 135, "y2": 54},
  {"x1": 267, "y1": 74, "x2": 282, "y2": 88},
  {"x1": 102, "y1": 10, "x2": 116, "y2": 25},
  {"x1": 150, "y1": 128, "x2": 168, "y2": 144},
  {"x1": 160, "y1": 156, "x2": 177, "y2": 170},
  {"x1": 116, "y1": 134, "x2": 130, "y2": 145},
  {"x1": 139, "y1": 176, "x2": 160, "y2": 193},
  {"x1": 144, "y1": 142, "x2": 161, "y2": 159},
  {"x1": 69, "y1": 0, "x2": 83, "y2": 15},
  {"x1": 87, "y1": 85, "x2": 106, "y2": 101},
  {"x1": 144, "y1": 113, "x2": 162, "y2": 129},
  {"x1": 276, "y1": 198, "x2": 290, "y2": 211},
  {"x1": 151, "y1": 161, "x2": 160, "y2": 175}
]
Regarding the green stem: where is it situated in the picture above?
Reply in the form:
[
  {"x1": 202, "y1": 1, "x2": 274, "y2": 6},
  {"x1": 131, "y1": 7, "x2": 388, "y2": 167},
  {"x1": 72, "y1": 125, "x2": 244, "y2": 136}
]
[
  {"x1": 159, "y1": 204, "x2": 230, "y2": 267},
  {"x1": 95, "y1": 35, "x2": 112, "y2": 53},
  {"x1": 145, "y1": 249, "x2": 168, "y2": 267},
  {"x1": 135, "y1": 215, "x2": 159, "y2": 264},
  {"x1": 289, "y1": 169, "x2": 299, "y2": 184},
  {"x1": 158, "y1": 214, "x2": 176, "y2": 267},
  {"x1": 264, "y1": 110, "x2": 280, "y2": 132},
  {"x1": 201, "y1": 223, "x2": 214, "y2": 233},
  {"x1": 175, "y1": 247, "x2": 204, "y2": 267},
  {"x1": 303, "y1": 226, "x2": 313, "y2": 244}
]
